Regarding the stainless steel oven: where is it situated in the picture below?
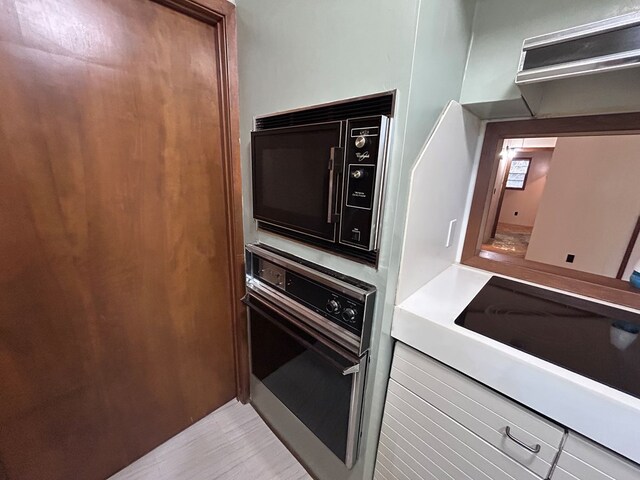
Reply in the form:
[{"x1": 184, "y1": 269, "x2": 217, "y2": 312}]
[
  {"x1": 251, "y1": 114, "x2": 390, "y2": 264},
  {"x1": 244, "y1": 244, "x2": 376, "y2": 468}
]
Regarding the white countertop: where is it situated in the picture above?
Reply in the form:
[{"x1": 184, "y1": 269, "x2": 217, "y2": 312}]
[{"x1": 392, "y1": 264, "x2": 640, "y2": 464}]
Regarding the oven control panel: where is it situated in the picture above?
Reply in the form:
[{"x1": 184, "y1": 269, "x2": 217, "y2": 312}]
[
  {"x1": 255, "y1": 258, "x2": 365, "y2": 336},
  {"x1": 339, "y1": 115, "x2": 389, "y2": 252}
]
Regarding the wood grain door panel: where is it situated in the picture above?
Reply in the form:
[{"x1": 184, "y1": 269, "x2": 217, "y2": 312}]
[{"x1": 0, "y1": 0, "x2": 238, "y2": 478}]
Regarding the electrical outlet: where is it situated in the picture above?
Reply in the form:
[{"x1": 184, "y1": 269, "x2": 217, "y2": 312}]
[{"x1": 446, "y1": 219, "x2": 457, "y2": 248}]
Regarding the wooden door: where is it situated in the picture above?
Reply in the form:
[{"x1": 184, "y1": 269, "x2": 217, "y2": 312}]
[{"x1": 0, "y1": 0, "x2": 243, "y2": 478}]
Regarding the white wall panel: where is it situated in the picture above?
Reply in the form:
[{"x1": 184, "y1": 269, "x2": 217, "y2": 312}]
[{"x1": 396, "y1": 102, "x2": 482, "y2": 304}]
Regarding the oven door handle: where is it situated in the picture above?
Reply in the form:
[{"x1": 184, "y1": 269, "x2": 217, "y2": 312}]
[
  {"x1": 327, "y1": 147, "x2": 343, "y2": 224},
  {"x1": 243, "y1": 293, "x2": 360, "y2": 375}
]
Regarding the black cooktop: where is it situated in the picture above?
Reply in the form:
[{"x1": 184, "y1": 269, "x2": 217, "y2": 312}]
[{"x1": 455, "y1": 277, "x2": 640, "y2": 400}]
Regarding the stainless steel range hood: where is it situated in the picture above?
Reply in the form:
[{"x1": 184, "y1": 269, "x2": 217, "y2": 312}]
[{"x1": 516, "y1": 11, "x2": 640, "y2": 117}]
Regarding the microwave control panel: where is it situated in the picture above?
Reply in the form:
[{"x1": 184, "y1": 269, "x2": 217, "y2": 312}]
[{"x1": 339, "y1": 115, "x2": 389, "y2": 251}]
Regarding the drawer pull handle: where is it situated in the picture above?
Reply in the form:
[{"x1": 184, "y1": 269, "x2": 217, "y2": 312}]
[{"x1": 505, "y1": 426, "x2": 541, "y2": 454}]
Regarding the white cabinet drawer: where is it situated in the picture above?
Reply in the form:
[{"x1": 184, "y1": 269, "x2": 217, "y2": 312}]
[
  {"x1": 391, "y1": 343, "x2": 565, "y2": 478},
  {"x1": 553, "y1": 433, "x2": 640, "y2": 480},
  {"x1": 375, "y1": 380, "x2": 542, "y2": 480}
]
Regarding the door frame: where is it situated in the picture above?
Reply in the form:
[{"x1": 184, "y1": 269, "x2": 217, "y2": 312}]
[
  {"x1": 153, "y1": 0, "x2": 248, "y2": 402},
  {"x1": 489, "y1": 157, "x2": 511, "y2": 239}
]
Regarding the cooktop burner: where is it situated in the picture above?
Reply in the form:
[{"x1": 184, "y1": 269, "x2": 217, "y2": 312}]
[{"x1": 455, "y1": 276, "x2": 640, "y2": 400}]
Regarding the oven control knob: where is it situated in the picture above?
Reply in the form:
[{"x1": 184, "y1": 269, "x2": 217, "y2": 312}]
[
  {"x1": 355, "y1": 136, "x2": 367, "y2": 149},
  {"x1": 326, "y1": 299, "x2": 341, "y2": 314},
  {"x1": 342, "y1": 308, "x2": 357, "y2": 323}
]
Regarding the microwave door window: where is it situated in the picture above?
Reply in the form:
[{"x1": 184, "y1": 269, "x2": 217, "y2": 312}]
[{"x1": 252, "y1": 123, "x2": 342, "y2": 241}]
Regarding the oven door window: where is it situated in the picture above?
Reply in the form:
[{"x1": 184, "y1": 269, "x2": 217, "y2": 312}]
[
  {"x1": 251, "y1": 122, "x2": 343, "y2": 241},
  {"x1": 249, "y1": 304, "x2": 360, "y2": 463}
]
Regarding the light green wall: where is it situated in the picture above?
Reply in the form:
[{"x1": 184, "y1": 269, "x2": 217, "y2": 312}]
[
  {"x1": 461, "y1": 0, "x2": 640, "y2": 117},
  {"x1": 236, "y1": 2, "x2": 417, "y2": 277},
  {"x1": 236, "y1": 1, "x2": 474, "y2": 479}
]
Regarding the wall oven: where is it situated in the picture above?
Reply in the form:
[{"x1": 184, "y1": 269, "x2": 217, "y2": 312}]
[
  {"x1": 251, "y1": 112, "x2": 391, "y2": 264},
  {"x1": 244, "y1": 244, "x2": 376, "y2": 468}
]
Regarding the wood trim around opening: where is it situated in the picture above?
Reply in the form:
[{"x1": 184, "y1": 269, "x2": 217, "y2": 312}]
[
  {"x1": 152, "y1": 0, "x2": 249, "y2": 402},
  {"x1": 461, "y1": 112, "x2": 640, "y2": 310}
]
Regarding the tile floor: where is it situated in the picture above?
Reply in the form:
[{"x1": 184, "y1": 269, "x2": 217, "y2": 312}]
[
  {"x1": 109, "y1": 400, "x2": 311, "y2": 480},
  {"x1": 482, "y1": 222, "x2": 533, "y2": 258}
]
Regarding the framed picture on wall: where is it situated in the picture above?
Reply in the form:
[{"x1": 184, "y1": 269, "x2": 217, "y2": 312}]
[{"x1": 505, "y1": 157, "x2": 531, "y2": 190}]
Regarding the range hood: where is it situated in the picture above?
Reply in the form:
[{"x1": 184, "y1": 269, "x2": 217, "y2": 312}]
[{"x1": 516, "y1": 11, "x2": 640, "y2": 117}]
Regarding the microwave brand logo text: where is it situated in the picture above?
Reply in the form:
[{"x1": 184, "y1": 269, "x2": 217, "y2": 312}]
[{"x1": 355, "y1": 152, "x2": 370, "y2": 162}]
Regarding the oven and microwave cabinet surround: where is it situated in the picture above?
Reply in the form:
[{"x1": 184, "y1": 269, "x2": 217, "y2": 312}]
[{"x1": 374, "y1": 343, "x2": 640, "y2": 480}]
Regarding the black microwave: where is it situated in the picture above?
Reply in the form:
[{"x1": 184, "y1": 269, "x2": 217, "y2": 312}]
[{"x1": 251, "y1": 115, "x2": 390, "y2": 264}]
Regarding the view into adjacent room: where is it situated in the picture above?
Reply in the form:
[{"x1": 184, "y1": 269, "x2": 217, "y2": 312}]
[{"x1": 481, "y1": 135, "x2": 640, "y2": 281}]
